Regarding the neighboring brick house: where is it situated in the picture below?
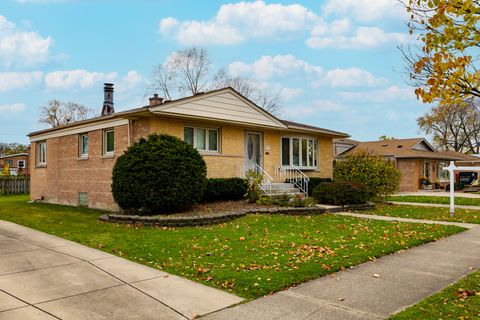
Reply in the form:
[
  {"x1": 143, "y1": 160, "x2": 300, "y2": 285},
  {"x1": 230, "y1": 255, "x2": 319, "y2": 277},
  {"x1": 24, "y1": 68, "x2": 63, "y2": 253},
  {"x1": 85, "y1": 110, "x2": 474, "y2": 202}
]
[
  {"x1": 0, "y1": 153, "x2": 29, "y2": 176},
  {"x1": 28, "y1": 85, "x2": 348, "y2": 210},
  {"x1": 336, "y1": 138, "x2": 479, "y2": 192}
]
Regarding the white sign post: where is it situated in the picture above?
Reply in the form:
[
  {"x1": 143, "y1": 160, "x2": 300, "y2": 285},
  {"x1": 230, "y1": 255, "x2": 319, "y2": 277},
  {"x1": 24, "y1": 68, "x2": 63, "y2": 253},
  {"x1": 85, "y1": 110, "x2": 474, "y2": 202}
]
[{"x1": 443, "y1": 161, "x2": 480, "y2": 217}]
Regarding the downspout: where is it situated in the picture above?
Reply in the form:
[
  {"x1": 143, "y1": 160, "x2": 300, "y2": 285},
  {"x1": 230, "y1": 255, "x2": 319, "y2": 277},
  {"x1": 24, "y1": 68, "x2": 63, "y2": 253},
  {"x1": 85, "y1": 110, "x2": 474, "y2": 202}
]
[{"x1": 128, "y1": 119, "x2": 132, "y2": 147}]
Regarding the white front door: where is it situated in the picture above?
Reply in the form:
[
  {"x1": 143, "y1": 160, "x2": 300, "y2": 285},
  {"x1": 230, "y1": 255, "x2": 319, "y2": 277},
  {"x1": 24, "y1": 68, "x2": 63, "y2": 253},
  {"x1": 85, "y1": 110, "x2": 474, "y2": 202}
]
[{"x1": 245, "y1": 132, "x2": 262, "y2": 170}]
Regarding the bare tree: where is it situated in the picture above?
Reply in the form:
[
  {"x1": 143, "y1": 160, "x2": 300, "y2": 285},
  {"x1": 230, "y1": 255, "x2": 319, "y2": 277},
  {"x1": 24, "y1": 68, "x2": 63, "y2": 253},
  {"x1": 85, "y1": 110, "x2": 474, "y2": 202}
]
[
  {"x1": 150, "y1": 47, "x2": 211, "y2": 100},
  {"x1": 39, "y1": 99, "x2": 94, "y2": 128},
  {"x1": 417, "y1": 98, "x2": 480, "y2": 153},
  {"x1": 150, "y1": 47, "x2": 281, "y2": 114},
  {"x1": 210, "y1": 68, "x2": 281, "y2": 114}
]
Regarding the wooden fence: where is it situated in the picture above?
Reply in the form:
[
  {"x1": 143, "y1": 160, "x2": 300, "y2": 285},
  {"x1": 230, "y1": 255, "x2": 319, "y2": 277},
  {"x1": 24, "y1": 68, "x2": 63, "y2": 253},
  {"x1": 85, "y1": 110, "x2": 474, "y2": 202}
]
[{"x1": 0, "y1": 176, "x2": 30, "y2": 195}]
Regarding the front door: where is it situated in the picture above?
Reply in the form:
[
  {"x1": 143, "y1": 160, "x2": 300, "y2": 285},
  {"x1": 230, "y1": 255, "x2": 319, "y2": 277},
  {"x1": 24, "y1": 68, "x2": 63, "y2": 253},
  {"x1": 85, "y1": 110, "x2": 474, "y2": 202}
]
[{"x1": 245, "y1": 132, "x2": 262, "y2": 171}]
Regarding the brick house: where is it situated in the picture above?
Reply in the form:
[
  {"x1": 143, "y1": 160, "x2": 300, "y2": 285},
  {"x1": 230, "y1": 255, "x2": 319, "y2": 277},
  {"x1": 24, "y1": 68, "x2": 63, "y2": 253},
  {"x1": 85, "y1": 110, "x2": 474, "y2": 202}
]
[
  {"x1": 336, "y1": 138, "x2": 479, "y2": 192},
  {"x1": 0, "y1": 153, "x2": 29, "y2": 176},
  {"x1": 28, "y1": 85, "x2": 348, "y2": 210}
]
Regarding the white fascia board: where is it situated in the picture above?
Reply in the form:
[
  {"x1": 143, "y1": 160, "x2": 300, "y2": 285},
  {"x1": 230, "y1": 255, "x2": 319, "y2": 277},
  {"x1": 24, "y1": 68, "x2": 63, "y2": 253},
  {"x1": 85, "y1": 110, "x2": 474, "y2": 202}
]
[{"x1": 29, "y1": 118, "x2": 129, "y2": 142}]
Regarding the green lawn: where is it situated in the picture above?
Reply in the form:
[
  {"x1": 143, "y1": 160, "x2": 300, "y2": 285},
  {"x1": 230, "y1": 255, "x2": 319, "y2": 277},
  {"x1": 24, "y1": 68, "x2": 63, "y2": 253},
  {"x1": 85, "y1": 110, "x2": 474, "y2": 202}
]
[
  {"x1": 0, "y1": 195, "x2": 465, "y2": 299},
  {"x1": 365, "y1": 204, "x2": 480, "y2": 224},
  {"x1": 389, "y1": 195, "x2": 480, "y2": 207},
  {"x1": 391, "y1": 270, "x2": 480, "y2": 319}
]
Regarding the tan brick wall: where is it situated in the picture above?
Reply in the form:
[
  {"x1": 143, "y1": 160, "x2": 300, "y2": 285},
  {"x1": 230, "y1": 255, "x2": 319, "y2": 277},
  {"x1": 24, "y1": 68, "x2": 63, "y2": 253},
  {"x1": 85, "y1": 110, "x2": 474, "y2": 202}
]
[
  {"x1": 31, "y1": 115, "x2": 337, "y2": 210},
  {"x1": 30, "y1": 125, "x2": 128, "y2": 210},
  {"x1": 397, "y1": 159, "x2": 420, "y2": 192}
]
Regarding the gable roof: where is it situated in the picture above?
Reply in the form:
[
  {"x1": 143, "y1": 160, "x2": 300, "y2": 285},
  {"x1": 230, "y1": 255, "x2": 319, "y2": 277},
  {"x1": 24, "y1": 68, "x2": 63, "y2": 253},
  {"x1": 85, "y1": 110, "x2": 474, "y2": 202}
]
[
  {"x1": 29, "y1": 87, "x2": 348, "y2": 139},
  {"x1": 338, "y1": 138, "x2": 470, "y2": 160},
  {"x1": 149, "y1": 87, "x2": 287, "y2": 129}
]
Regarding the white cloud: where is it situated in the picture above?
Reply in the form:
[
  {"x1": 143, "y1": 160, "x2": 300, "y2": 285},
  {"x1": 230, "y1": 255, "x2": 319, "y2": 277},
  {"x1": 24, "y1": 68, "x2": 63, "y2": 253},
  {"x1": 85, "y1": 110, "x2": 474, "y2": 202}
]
[
  {"x1": 284, "y1": 100, "x2": 347, "y2": 118},
  {"x1": 322, "y1": 68, "x2": 387, "y2": 88},
  {"x1": 338, "y1": 85, "x2": 416, "y2": 103},
  {"x1": 307, "y1": 26, "x2": 409, "y2": 49},
  {"x1": 279, "y1": 87, "x2": 303, "y2": 102},
  {"x1": 229, "y1": 54, "x2": 322, "y2": 80},
  {"x1": 229, "y1": 54, "x2": 385, "y2": 89},
  {"x1": 0, "y1": 103, "x2": 27, "y2": 113},
  {"x1": 0, "y1": 71, "x2": 43, "y2": 91},
  {"x1": 322, "y1": 0, "x2": 404, "y2": 22},
  {"x1": 0, "y1": 15, "x2": 53, "y2": 67},
  {"x1": 44, "y1": 70, "x2": 117, "y2": 90},
  {"x1": 119, "y1": 70, "x2": 143, "y2": 89},
  {"x1": 159, "y1": 1, "x2": 318, "y2": 45}
]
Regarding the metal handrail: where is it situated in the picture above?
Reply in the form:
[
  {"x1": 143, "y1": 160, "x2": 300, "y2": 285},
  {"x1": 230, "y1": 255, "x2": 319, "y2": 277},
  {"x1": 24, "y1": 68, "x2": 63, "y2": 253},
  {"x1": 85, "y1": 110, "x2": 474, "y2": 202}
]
[
  {"x1": 277, "y1": 166, "x2": 309, "y2": 196},
  {"x1": 240, "y1": 164, "x2": 273, "y2": 196},
  {"x1": 253, "y1": 164, "x2": 273, "y2": 196}
]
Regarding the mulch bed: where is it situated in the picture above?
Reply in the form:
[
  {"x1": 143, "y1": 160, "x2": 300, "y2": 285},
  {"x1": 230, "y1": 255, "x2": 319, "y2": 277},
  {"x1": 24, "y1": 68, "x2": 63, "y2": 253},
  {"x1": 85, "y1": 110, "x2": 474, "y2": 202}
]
[{"x1": 165, "y1": 200, "x2": 275, "y2": 217}]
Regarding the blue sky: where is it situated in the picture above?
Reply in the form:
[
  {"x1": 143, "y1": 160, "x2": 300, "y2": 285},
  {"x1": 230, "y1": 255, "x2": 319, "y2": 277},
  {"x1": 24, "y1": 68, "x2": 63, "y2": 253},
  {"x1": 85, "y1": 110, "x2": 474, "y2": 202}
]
[{"x1": 0, "y1": 0, "x2": 431, "y2": 144}]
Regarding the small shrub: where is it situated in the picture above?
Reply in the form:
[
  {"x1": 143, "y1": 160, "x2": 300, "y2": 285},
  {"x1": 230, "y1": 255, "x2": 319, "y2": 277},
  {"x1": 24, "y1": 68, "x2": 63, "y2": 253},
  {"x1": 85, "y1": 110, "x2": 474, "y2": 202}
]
[
  {"x1": 202, "y1": 178, "x2": 248, "y2": 202},
  {"x1": 112, "y1": 134, "x2": 207, "y2": 214},
  {"x1": 288, "y1": 194, "x2": 316, "y2": 207},
  {"x1": 335, "y1": 151, "x2": 401, "y2": 201},
  {"x1": 307, "y1": 178, "x2": 332, "y2": 196},
  {"x1": 245, "y1": 169, "x2": 264, "y2": 203},
  {"x1": 312, "y1": 181, "x2": 370, "y2": 206}
]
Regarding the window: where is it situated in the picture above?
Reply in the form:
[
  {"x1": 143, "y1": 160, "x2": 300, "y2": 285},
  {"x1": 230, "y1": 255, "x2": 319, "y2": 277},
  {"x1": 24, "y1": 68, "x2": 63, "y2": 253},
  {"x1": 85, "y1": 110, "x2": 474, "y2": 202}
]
[
  {"x1": 6, "y1": 160, "x2": 13, "y2": 166},
  {"x1": 78, "y1": 192, "x2": 88, "y2": 207},
  {"x1": 281, "y1": 137, "x2": 318, "y2": 170},
  {"x1": 36, "y1": 141, "x2": 47, "y2": 166},
  {"x1": 79, "y1": 133, "x2": 89, "y2": 158},
  {"x1": 438, "y1": 161, "x2": 449, "y2": 181},
  {"x1": 184, "y1": 126, "x2": 219, "y2": 152},
  {"x1": 103, "y1": 129, "x2": 114, "y2": 155},
  {"x1": 18, "y1": 160, "x2": 25, "y2": 168}
]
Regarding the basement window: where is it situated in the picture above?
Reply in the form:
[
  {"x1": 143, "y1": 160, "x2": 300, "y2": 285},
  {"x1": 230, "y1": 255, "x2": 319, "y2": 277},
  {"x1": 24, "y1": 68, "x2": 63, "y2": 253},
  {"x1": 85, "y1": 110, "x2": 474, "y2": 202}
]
[{"x1": 78, "y1": 192, "x2": 88, "y2": 207}]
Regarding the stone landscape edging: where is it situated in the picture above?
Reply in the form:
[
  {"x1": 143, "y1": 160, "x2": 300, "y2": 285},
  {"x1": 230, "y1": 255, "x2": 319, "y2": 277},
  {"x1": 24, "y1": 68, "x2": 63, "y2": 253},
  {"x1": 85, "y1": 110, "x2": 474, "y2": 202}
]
[{"x1": 99, "y1": 202, "x2": 375, "y2": 227}]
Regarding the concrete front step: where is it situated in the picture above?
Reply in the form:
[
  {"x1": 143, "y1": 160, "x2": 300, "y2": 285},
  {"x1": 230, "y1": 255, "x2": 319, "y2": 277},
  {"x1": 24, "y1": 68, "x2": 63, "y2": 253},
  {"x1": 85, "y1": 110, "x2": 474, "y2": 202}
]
[
  {"x1": 270, "y1": 183, "x2": 296, "y2": 189},
  {"x1": 270, "y1": 188, "x2": 300, "y2": 194},
  {"x1": 270, "y1": 192, "x2": 304, "y2": 199}
]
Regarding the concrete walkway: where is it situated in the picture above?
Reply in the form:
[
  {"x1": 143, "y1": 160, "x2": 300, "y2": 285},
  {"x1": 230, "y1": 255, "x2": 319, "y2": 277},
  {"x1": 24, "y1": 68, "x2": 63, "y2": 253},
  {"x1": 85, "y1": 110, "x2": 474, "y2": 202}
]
[
  {"x1": 335, "y1": 211, "x2": 479, "y2": 229},
  {"x1": 396, "y1": 191, "x2": 480, "y2": 198},
  {"x1": 0, "y1": 220, "x2": 243, "y2": 320},
  {"x1": 389, "y1": 201, "x2": 480, "y2": 211},
  {"x1": 203, "y1": 216, "x2": 480, "y2": 320}
]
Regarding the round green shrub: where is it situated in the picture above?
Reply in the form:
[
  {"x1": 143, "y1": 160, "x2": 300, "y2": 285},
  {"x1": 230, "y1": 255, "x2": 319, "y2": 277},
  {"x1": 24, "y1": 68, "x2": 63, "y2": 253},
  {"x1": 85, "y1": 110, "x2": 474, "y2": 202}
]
[
  {"x1": 112, "y1": 134, "x2": 207, "y2": 214},
  {"x1": 334, "y1": 151, "x2": 401, "y2": 201},
  {"x1": 312, "y1": 181, "x2": 370, "y2": 206}
]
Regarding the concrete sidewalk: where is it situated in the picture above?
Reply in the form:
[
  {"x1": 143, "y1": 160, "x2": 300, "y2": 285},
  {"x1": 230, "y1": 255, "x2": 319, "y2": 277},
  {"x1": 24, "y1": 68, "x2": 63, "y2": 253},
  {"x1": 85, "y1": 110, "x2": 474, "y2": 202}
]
[
  {"x1": 203, "y1": 217, "x2": 480, "y2": 319},
  {"x1": 396, "y1": 191, "x2": 480, "y2": 198},
  {"x1": 389, "y1": 200, "x2": 480, "y2": 211},
  {"x1": 0, "y1": 220, "x2": 243, "y2": 320}
]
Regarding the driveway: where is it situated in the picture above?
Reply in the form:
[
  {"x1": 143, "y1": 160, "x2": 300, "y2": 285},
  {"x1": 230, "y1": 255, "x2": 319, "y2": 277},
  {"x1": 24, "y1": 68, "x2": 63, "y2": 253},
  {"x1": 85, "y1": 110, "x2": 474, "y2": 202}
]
[{"x1": 0, "y1": 221, "x2": 243, "y2": 320}]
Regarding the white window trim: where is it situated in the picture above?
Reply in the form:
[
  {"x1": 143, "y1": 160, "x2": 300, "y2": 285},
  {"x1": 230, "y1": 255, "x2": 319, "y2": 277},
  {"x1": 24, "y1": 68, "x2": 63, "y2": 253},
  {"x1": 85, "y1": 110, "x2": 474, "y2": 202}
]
[
  {"x1": 281, "y1": 136, "x2": 318, "y2": 170},
  {"x1": 103, "y1": 129, "x2": 115, "y2": 156},
  {"x1": 18, "y1": 160, "x2": 26, "y2": 168},
  {"x1": 184, "y1": 126, "x2": 220, "y2": 153},
  {"x1": 79, "y1": 133, "x2": 89, "y2": 158},
  {"x1": 36, "y1": 141, "x2": 47, "y2": 166}
]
